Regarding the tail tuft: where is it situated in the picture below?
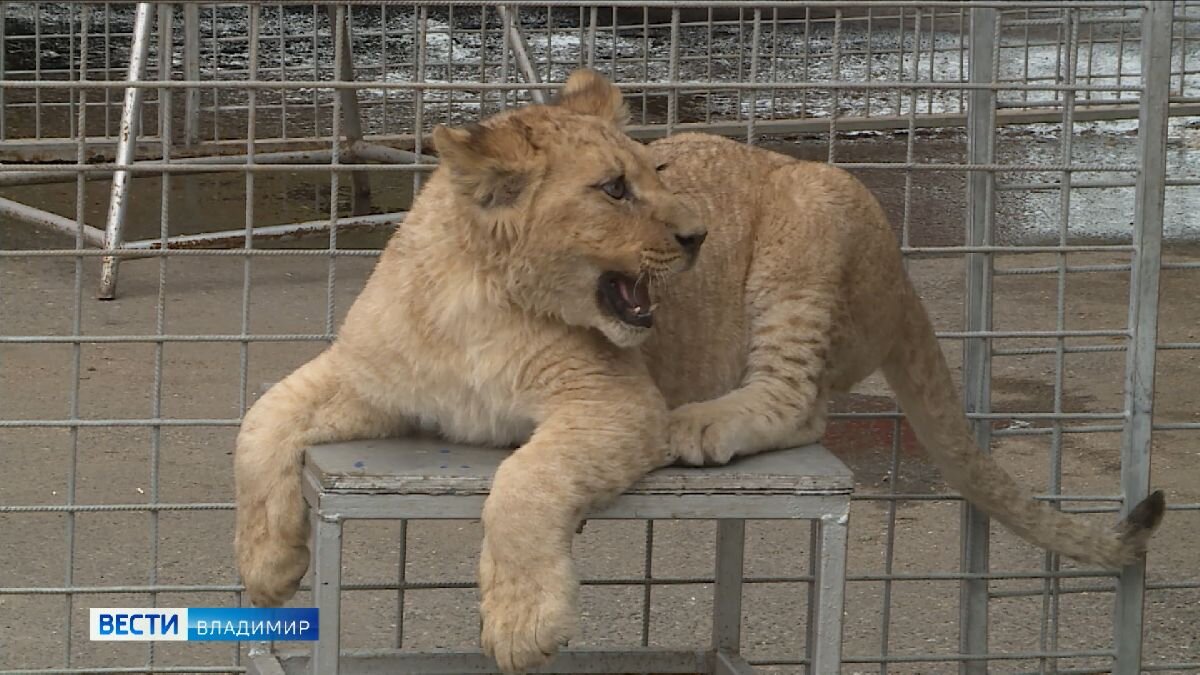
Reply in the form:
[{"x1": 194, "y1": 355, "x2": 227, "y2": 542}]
[
  {"x1": 1124, "y1": 490, "x2": 1166, "y2": 532},
  {"x1": 1112, "y1": 490, "x2": 1167, "y2": 566}
]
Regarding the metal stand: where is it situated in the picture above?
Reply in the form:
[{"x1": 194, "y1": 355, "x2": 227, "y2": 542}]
[{"x1": 247, "y1": 439, "x2": 853, "y2": 675}]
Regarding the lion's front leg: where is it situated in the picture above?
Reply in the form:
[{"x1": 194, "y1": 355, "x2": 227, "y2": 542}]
[
  {"x1": 478, "y1": 493, "x2": 577, "y2": 673},
  {"x1": 670, "y1": 287, "x2": 835, "y2": 466},
  {"x1": 669, "y1": 390, "x2": 827, "y2": 466},
  {"x1": 478, "y1": 371, "x2": 669, "y2": 673},
  {"x1": 234, "y1": 349, "x2": 400, "y2": 607}
]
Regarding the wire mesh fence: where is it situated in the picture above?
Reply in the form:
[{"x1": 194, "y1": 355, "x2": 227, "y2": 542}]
[{"x1": 0, "y1": 1, "x2": 1198, "y2": 674}]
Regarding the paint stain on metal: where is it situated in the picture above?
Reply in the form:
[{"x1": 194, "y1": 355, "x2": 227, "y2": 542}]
[{"x1": 353, "y1": 461, "x2": 365, "y2": 469}]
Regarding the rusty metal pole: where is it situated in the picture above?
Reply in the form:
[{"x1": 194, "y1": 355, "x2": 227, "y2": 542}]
[{"x1": 97, "y1": 2, "x2": 154, "y2": 300}]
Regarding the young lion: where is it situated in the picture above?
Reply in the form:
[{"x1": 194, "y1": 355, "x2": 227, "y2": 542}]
[{"x1": 234, "y1": 69, "x2": 1164, "y2": 673}]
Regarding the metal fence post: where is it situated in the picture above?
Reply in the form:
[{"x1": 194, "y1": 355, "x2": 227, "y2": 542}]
[
  {"x1": 1114, "y1": 3, "x2": 1172, "y2": 673},
  {"x1": 0, "y1": 0, "x2": 7, "y2": 142},
  {"x1": 961, "y1": 7, "x2": 998, "y2": 674},
  {"x1": 157, "y1": 4, "x2": 173, "y2": 147},
  {"x1": 183, "y1": 2, "x2": 200, "y2": 147},
  {"x1": 712, "y1": 519, "x2": 745, "y2": 655},
  {"x1": 499, "y1": 5, "x2": 546, "y2": 104},
  {"x1": 327, "y1": 3, "x2": 373, "y2": 216},
  {"x1": 97, "y1": 2, "x2": 154, "y2": 300}
]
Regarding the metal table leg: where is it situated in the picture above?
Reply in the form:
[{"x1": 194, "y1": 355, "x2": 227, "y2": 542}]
[
  {"x1": 311, "y1": 514, "x2": 343, "y2": 675},
  {"x1": 807, "y1": 505, "x2": 849, "y2": 674}
]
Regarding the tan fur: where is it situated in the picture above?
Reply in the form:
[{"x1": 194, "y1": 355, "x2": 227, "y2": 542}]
[{"x1": 234, "y1": 69, "x2": 1164, "y2": 673}]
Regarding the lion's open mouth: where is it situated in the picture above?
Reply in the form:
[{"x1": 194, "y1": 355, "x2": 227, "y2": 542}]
[{"x1": 597, "y1": 271, "x2": 655, "y2": 328}]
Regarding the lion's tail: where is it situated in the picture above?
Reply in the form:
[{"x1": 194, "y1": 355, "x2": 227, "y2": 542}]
[{"x1": 879, "y1": 282, "x2": 1164, "y2": 569}]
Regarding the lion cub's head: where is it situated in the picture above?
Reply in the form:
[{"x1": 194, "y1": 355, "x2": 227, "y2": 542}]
[{"x1": 431, "y1": 69, "x2": 706, "y2": 348}]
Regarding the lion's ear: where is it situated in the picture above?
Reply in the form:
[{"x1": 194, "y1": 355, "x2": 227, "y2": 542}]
[
  {"x1": 555, "y1": 68, "x2": 629, "y2": 128},
  {"x1": 432, "y1": 120, "x2": 539, "y2": 209}
]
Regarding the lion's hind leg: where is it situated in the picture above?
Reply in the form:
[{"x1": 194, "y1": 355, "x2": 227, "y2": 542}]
[
  {"x1": 668, "y1": 284, "x2": 836, "y2": 466},
  {"x1": 234, "y1": 349, "x2": 399, "y2": 607}
]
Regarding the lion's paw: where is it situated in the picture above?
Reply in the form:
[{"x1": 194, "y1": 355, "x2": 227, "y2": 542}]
[
  {"x1": 237, "y1": 534, "x2": 309, "y2": 608},
  {"x1": 668, "y1": 401, "x2": 740, "y2": 466},
  {"x1": 234, "y1": 502, "x2": 309, "y2": 607},
  {"x1": 479, "y1": 541, "x2": 578, "y2": 674}
]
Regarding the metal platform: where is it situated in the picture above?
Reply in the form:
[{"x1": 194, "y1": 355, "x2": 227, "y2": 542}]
[{"x1": 247, "y1": 438, "x2": 853, "y2": 675}]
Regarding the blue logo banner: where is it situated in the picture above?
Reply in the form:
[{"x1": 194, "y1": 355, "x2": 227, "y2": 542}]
[
  {"x1": 89, "y1": 607, "x2": 318, "y2": 641},
  {"x1": 188, "y1": 607, "x2": 319, "y2": 641}
]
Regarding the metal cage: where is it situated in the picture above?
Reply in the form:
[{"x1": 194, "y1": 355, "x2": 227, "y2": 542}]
[{"x1": 1, "y1": 2, "x2": 1198, "y2": 674}]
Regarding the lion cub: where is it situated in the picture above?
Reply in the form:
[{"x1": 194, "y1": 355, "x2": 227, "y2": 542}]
[{"x1": 234, "y1": 69, "x2": 1164, "y2": 673}]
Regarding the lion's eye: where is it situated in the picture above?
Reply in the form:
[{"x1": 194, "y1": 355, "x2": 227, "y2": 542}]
[{"x1": 599, "y1": 176, "x2": 628, "y2": 201}]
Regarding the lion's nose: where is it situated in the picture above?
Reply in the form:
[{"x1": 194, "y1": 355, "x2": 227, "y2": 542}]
[{"x1": 675, "y1": 230, "x2": 707, "y2": 258}]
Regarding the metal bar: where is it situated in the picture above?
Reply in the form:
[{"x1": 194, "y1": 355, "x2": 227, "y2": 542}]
[
  {"x1": 745, "y1": 9, "x2": 759, "y2": 143},
  {"x1": 247, "y1": 648, "x2": 286, "y2": 675},
  {"x1": 0, "y1": 157, "x2": 1145, "y2": 176},
  {"x1": 148, "y1": 4, "x2": 173, "y2": 668},
  {"x1": 182, "y1": 2, "x2": 200, "y2": 147},
  {"x1": 308, "y1": 494, "x2": 854, "y2": 523},
  {"x1": 0, "y1": 148, "x2": 346, "y2": 187},
  {"x1": 155, "y1": 2, "x2": 172, "y2": 145},
  {"x1": 713, "y1": 651, "x2": 757, "y2": 675},
  {"x1": 805, "y1": 523, "x2": 818, "y2": 674},
  {"x1": 32, "y1": 0, "x2": 41, "y2": 138},
  {"x1": 62, "y1": 9, "x2": 90, "y2": 667},
  {"x1": 102, "y1": 3, "x2": 114, "y2": 136},
  {"x1": 413, "y1": 4, "x2": 428, "y2": 197},
  {"x1": 10, "y1": 563, "x2": 1198, "y2": 594},
  {"x1": 265, "y1": 647, "x2": 711, "y2": 674},
  {"x1": 1113, "y1": 3, "x2": 1173, "y2": 673},
  {"x1": 0, "y1": 662, "x2": 246, "y2": 667},
  {"x1": 585, "y1": 6, "x2": 597, "y2": 68},
  {"x1": 0, "y1": 0, "x2": 6, "y2": 142},
  {"x1": 1041, "y1": 9, "x2": 1079, "y2": 669},
  {"x1": 0, "y1": 76, "x2": 1156, "y2": 93},
  {"x1": 326, "y1": 4, "x2": 345, "y2": 344},
  {"x1": 0, "y1": 249, "x2": 383, "y2": 259},
  {"x1": 0, "y1": 195, "x2": 105, "y2": 245},
  {"x1": 770, "y1": 648, "x2": 1116, "y2": 666},
  {"x1": 97, "y1": 1, "x2": 154, "y2": 300},
  {"x1": 311, "y1": 515, "x2": 344, "y2": 675},
  {"x1": 238, "y1": 10, "x2": 260, "y2": 633},
  {"x1": 640, "y1": 520, "x2": 653, "y2": 646},
  {"x1": 667, "y1": 8, "x2": 680, "y2": 134},
  {"x1": 960, "y1": 7, "x2": 998, "y2": 674},
  {"x1": 499, "y1": 5, "x2": 545, "y2": 104},
  {"x1": 8, "y1": 99, "x2": 1200, "y2": 166},
  {"x1": 711, "y1": 519, "x2": 745, "y2": 653},
  {"x1": 326, "y1": 3, "x2": 372, "y2": 215},
  {"x1": 808, "y1": 508, "x2": 850, "y2": 674},
  {"x1": 348, "y1": 141, "x2": 438, "y2": 164},
  {"x1": 396, "y1": 519, "x2": 408, "y2": 648}
]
